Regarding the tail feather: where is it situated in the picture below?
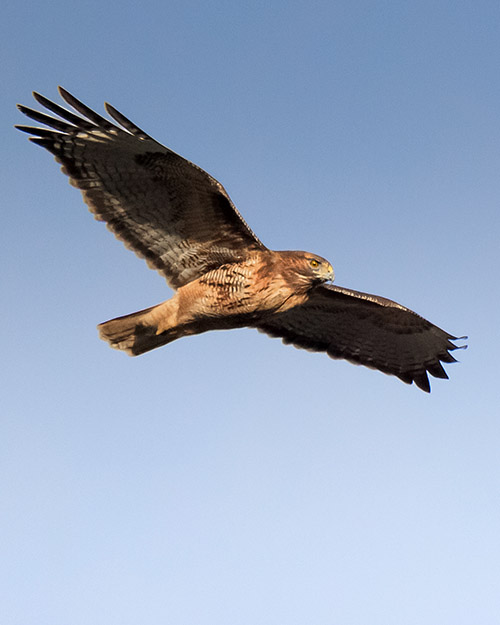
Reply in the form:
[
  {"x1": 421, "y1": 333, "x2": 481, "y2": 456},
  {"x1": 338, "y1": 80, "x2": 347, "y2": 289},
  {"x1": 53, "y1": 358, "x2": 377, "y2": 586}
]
[{"x1": 98, "y1": 304, "x2": 177, "y2": 356}]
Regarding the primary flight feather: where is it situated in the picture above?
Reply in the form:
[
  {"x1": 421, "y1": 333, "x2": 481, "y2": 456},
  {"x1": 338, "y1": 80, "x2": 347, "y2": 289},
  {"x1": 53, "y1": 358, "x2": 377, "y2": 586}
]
[{"x1": 16, "y1": 87, "x2": 465, "y2": 392}]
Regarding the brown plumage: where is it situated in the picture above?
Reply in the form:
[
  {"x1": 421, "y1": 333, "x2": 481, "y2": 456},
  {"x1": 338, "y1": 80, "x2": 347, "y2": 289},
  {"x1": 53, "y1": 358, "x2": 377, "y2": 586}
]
[{"x1": 16, "y1": 87, "x2": 466, "y2": 392}]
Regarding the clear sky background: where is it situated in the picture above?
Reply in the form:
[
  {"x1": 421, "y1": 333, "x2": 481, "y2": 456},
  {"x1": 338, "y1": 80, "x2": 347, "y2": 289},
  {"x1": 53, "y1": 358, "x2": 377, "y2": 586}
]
[{"x1": 2, "y1": 2, "x2": 499, "y2": 624}]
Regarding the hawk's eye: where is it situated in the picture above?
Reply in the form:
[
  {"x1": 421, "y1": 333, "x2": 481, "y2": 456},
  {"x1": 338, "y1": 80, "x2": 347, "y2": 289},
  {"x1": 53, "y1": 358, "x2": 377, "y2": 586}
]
[{"x1": 309, "y1": 259, "x2": 320, "y2": 268}]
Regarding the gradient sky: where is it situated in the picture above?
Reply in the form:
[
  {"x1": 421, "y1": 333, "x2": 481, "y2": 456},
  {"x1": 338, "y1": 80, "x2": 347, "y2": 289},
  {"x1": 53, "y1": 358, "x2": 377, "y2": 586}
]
[{"x1": 2, "y1": 2, "x2": 500, "y2": 624}]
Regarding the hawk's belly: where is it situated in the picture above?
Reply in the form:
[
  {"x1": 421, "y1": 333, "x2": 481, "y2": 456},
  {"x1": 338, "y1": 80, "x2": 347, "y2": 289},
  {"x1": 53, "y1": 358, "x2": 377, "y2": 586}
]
[{"x1": 174, "y1": 264, "x2": 308, "y2": 330}]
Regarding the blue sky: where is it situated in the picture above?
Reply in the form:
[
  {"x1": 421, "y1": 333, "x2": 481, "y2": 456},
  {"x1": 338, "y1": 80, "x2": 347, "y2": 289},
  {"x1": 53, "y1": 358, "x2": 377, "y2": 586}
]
[{"x1": 2, "y1": 1, "x2": 499, "y2": 623}]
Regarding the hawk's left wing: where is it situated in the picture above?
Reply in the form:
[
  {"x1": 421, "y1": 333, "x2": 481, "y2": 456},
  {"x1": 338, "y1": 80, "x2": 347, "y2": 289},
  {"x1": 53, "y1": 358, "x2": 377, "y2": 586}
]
[{"x1": 256, "y1": 284, "x2": 465, "y2": 392}]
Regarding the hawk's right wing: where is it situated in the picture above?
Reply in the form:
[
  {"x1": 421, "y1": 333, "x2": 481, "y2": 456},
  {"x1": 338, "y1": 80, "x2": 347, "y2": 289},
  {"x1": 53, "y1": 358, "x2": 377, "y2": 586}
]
[{"x1": 17, "y1": 87, "x2": 267, "y2": 289}]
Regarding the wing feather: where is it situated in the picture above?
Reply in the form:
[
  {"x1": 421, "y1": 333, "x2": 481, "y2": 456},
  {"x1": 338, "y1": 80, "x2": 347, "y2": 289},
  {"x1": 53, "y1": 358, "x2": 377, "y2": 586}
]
[
  {"x1": 257, "y1": 284, "x2": 465, "y2": 392},
  {"x1": 16, "y1": 88, "x2": 267, "y2": 288}
]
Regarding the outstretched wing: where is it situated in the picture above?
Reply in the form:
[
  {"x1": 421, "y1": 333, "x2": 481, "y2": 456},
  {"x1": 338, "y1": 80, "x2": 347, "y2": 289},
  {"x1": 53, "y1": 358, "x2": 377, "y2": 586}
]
[
  {"x1": 257, "y1": 284, "x2": 465, "y2": 392},
  {"x1": 16, "y1": 87, "x2": 267, "y2": 288}
]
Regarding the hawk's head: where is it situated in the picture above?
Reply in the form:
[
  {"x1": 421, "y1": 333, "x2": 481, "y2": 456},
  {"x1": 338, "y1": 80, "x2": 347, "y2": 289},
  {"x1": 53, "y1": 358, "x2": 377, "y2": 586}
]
[{"x1": 281, "y1": 251, "x2": 335, "y2": 288}]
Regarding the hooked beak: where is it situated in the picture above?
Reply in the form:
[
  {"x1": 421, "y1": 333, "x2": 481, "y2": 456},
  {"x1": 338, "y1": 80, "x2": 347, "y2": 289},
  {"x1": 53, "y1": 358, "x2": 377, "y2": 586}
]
[{"x1": 325, "y1": 263, "x2": 335, "y2": 282}]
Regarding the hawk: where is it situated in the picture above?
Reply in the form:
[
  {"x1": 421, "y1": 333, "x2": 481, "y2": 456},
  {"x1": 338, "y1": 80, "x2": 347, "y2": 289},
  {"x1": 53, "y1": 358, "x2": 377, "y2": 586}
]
[{"x1": 16, "y1": 88, "x2": 465, "y2": 392}]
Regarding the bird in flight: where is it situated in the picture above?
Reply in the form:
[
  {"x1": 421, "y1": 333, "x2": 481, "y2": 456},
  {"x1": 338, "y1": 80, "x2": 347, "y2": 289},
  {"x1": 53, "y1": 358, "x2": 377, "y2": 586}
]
[{"x1": 16, "y1": 87, "x2": 465, "y2": 391}]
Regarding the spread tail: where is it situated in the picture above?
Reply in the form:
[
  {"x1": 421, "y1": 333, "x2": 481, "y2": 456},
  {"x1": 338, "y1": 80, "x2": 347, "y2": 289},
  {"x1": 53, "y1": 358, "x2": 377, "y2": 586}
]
[{"x1": 98, "y1": 302, "x2": 179, "y2": 356}]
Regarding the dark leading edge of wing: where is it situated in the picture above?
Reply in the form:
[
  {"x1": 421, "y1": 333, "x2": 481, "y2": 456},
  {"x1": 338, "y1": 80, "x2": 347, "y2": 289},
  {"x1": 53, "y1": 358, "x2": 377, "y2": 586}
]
[
  {"x1": 257, "y1": 284, "x2": 466, "y2": 392},
  {"x1": 16, "y1": 87, "x2": 267, "y2": 289}
]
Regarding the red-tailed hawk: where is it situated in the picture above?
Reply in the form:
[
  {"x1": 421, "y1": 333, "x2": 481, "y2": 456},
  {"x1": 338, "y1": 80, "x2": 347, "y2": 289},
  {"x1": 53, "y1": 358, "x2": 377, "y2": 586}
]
[{"x1": 16, "y1": 88, "x2": 465, "y2": 392}]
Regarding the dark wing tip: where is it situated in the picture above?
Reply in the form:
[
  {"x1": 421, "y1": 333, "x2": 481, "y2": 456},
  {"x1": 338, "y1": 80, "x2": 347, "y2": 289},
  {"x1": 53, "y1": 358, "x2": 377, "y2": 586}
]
[
  {"x1": 104, "y1": 101, "x2": 154, "y2": 140},
  {"x1": 32, "y1": 90, "x2": 55, "y2": 108},
  {"x1": 427, "y1": 361, "x2": 449, "y2": 380},
  {"x1": 454, "y1": 337, "x2": 468, "y2": 351},
  {"x1": 16, "y1": 104, "x2": 77, "y2": 133},
  {"x1": 413, "y1": 373, "x2": 431, "y2": 393},
  {"x1": 57, "y1": 86, "x2": 117, "y2": 130},
  {"x1": 416, "y1": 332, "x2": 467, "y2": 391},
  {"x1": 15, "y1": 124, "x2": 58, "y2": 137},
  {"x1": 17, "y1": 87, "x2": 157, "y2": 144},
  {"x1": 16, "y1": 88, "x2": 127, "y2": 144},
  {"x1": 415, "y1": 333, "x2": 466, "y2": 391}
]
